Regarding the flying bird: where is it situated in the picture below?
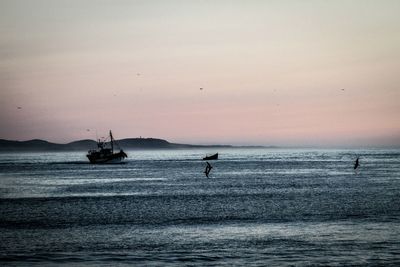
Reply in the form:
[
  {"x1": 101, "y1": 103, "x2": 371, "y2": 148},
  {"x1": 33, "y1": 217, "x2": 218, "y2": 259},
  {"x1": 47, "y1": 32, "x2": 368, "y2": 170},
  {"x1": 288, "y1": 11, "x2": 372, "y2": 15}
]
[
  {"x1": 354, "y1": 157, "x2": 360, "y2": 170},
  {"x1": 17, "y1": 106, "x2": 22, "y2": 109},
  {"x1": 204, "y1": 162, "x2": 213, "y2": 178}
]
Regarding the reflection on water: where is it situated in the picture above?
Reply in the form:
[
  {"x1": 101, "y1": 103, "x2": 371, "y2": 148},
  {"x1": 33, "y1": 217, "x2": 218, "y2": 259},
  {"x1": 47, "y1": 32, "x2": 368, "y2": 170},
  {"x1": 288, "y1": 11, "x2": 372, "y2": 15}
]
[{"x1": 1, "y1": 149, "x2": 400, "y2": 265}]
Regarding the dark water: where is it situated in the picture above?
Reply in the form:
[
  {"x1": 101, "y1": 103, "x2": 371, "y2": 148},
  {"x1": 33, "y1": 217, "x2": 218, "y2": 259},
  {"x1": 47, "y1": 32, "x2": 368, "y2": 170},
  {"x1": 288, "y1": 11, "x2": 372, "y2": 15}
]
[{"x1": 1, "y1": 149, "x2": 400, "y2": 266}]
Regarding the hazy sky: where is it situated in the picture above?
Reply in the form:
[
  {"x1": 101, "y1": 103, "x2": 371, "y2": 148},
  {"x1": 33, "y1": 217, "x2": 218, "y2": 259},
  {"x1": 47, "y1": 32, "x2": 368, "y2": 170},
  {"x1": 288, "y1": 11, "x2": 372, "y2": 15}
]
[{"x1": 1, "y1": 0, "x2": 399, "y2": 147}]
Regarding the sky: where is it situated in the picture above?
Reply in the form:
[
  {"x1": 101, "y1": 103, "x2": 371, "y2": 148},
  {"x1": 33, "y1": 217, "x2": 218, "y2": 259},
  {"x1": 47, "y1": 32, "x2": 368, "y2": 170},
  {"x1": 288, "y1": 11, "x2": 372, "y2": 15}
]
[{"x1": 0, "y1": 0, "x2": 399, "y2": 147}]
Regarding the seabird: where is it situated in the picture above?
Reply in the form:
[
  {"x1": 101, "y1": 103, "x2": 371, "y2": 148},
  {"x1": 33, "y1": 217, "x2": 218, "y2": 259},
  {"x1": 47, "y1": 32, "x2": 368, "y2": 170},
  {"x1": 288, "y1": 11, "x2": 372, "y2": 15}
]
[
  {"x1": 204, "y1": 162, "x2": 212, "y2": 178},
  {"x1": 354, "y1": 157, "x2": 360, "y2": 170}
]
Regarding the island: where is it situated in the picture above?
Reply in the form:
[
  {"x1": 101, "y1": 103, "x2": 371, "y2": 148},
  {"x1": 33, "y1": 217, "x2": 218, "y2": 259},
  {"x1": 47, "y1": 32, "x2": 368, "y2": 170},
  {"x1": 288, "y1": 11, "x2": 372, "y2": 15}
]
[{"x1": 0, "y1": 138, "x2": 271, "y2": 152}]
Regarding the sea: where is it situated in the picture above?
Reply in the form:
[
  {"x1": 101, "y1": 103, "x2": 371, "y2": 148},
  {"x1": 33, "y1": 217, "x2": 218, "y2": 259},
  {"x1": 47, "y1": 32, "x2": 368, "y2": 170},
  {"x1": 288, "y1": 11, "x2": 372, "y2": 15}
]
[{"x1": 0, "y1": 148, "x2": 399, "y2": 266}]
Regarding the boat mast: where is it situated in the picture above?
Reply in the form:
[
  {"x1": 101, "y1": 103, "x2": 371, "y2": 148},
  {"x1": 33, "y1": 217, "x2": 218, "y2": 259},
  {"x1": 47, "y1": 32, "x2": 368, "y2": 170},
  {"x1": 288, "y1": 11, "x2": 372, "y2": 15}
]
[{"x1": 109, "y1": 130, "x2": 114, "y2": 153}]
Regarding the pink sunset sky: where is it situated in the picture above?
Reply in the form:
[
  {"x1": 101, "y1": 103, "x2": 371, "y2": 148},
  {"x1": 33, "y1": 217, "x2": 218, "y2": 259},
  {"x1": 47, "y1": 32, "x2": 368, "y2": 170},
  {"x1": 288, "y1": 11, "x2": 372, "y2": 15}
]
[{"x1": 0, "y1": 0, "x2": 399, "y2": 147}]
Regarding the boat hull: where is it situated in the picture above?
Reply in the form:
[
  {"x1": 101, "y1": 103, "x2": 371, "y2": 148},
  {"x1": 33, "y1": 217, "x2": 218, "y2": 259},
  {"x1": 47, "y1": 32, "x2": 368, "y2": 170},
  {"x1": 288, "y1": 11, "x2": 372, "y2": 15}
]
[
  {"x1": 87, "y1": 151, "x2": 127, "y2": 164},
  {"x1": 203, "y1": 153, "x2": 218, "y2": 160}
]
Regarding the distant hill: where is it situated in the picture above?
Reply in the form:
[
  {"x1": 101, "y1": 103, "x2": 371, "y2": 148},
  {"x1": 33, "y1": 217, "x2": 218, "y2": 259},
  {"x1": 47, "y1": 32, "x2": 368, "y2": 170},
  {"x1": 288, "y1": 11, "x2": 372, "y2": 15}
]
[
  {"x1": 0, "y1": 139, "x2": 58, "y2": 151},
  {"x1": 0, "y1": 139, "x2": 97, "y2": 152},
  {"x1": 65, "y1": 139, "x2": 98, "y2": 150},
  {"x1": 0, "y1": 138, "x2": 266, "y2": 152}
]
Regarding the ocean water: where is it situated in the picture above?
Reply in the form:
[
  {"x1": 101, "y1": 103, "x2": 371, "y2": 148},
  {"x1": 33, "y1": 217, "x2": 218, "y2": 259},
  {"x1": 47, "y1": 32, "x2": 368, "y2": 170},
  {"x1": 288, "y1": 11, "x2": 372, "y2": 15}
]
[{"x1": 0, "y1": 149, "x2": 399, "y2": 266}]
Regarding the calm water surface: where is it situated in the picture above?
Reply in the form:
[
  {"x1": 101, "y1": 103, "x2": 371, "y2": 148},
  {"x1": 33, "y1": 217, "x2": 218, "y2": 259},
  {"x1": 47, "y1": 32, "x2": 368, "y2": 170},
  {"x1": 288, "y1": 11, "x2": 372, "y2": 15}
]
[{"x1": 1, "y1": 149, "x2": 400, "y2": 266}]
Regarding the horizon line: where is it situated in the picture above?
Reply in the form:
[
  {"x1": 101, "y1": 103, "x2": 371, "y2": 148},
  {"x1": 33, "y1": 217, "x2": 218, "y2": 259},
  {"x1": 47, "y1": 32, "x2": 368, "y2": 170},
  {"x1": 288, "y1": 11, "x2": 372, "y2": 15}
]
[{"x1": 1, "y1": 137, "x2": 399, "y2": 150}]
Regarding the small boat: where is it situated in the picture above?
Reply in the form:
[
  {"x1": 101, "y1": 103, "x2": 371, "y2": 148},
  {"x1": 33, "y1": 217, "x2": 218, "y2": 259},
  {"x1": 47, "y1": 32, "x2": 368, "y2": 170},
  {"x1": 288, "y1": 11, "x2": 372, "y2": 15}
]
[
  {"x1": 203, "y1": 153, "x2": 218, "y2": 160},
  {"x1": 87, "y1": 130, "x2": 127, "y2": 164}
]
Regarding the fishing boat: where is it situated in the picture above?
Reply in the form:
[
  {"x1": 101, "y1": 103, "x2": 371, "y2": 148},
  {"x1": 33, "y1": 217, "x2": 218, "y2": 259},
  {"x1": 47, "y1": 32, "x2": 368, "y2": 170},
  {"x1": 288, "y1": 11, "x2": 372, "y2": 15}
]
[
  {"x1": 87, "y1": 130, "x2": 127, "y2": 164},
  {"x1": 203, "y1": 153, "x2": 218, "y2": 160}
]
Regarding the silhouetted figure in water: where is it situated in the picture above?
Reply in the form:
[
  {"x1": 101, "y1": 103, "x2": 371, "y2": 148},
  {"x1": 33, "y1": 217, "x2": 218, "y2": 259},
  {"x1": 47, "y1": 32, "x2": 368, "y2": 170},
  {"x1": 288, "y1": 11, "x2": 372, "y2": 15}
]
[
  {"x1": 204, "y1": 162, "x2": 212, "y2": 178},
  {"x1": 354, "y1": 157, "x2": 360, "y2": 170}
]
